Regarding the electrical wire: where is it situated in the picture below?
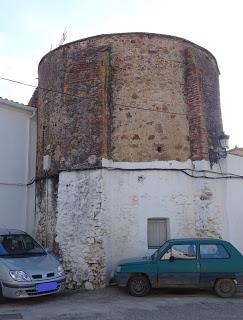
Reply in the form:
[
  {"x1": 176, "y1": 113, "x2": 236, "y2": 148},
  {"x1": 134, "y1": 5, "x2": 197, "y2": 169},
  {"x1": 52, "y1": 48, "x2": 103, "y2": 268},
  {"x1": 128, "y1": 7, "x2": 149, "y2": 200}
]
[
  {"x1": 0, "y1": 75, "x2": 194, "y2": 117},
  {"x1": 26, "y1": 165, "x2": 243, "y2": 186},
  {"x1": 0, "y1": 76, "x2": 93, "y2": 101},
  {"x1": 2, "y1": 75, "x2": 234, "y2": 181}
]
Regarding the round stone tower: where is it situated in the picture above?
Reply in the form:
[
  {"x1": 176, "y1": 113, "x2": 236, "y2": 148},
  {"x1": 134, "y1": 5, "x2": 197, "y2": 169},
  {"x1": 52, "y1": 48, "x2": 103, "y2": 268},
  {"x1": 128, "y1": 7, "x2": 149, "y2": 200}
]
[{"x1": 32, "y1": 33, "x2": 226, "y2": 289}]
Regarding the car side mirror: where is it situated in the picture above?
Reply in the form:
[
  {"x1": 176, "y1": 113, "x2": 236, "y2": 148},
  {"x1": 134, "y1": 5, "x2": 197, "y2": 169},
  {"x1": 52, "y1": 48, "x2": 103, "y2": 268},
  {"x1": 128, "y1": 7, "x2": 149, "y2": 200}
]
[{"x1": 169, "y1": 255, "x2": 175, "y2": 262}]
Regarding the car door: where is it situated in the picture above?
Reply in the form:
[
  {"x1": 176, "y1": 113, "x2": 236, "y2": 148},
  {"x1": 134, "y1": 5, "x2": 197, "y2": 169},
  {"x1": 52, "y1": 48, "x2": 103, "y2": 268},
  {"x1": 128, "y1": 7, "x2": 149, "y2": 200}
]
[
  {"x1": 199, "y1": 243, "x2": 233, "y2": 286},
  {"x1": 157, "y1": 243, "x2": 200, "y2": 287}
]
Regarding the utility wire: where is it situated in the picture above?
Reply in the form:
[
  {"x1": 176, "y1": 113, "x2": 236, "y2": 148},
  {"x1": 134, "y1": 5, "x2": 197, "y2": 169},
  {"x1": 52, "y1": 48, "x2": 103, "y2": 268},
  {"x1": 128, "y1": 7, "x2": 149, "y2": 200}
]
[
  {"x1": 1, "y1": 77, "x2": 235, "y2": 181},
  {"x1": 26, "y1": 165, "x2": 243, "y2": 186},
  {"x1": 0, "y1": 75, "x2": 191, "y2": 117},
  {"x1": 0, "y1": 76, "x2": 93, "y2": 101},
  {"x1": 0, "y1": 76, "x2": 37, "y2": 89}
]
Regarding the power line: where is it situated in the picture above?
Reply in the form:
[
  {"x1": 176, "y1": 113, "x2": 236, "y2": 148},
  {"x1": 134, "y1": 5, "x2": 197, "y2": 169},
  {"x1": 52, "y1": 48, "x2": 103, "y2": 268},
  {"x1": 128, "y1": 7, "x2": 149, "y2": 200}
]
[
  {"x1": 26, "y1": 166, "x2": 243, "y2": 185},
  {"x1": 0, "y1": 76, "x2": 37, "y2": 89},
  {"x1": 0, "y1": 75, "x2": 217, "y2": 120},
  {"x1": 0, "y1": 75, "x2": 190, "y2": 116},
  {"x1": 0, "y1": 76, "x2": 93, "y2": 101}
]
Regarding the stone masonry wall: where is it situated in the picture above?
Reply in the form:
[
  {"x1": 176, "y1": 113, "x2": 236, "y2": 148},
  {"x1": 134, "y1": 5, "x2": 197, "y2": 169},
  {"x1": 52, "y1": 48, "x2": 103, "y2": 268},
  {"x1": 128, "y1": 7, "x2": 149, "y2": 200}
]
[
  {"x1": 55, "y1": 170, "x2": 106, "y2": 289},
  {"x1": 37, "y1": 33, "x2": 223, "y2": 175},
  {"x1": 37, "y1": 47, "x2": 110, "y2": 176}
]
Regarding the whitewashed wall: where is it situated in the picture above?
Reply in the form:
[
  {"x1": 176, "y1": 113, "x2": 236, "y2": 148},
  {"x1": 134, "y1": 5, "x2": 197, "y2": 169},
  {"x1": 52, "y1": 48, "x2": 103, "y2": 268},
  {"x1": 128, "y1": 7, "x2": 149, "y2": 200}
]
[
  {"x1": 0, "y1": 98, "x2": 36, "y2": 233},
  {"x1": 101, "y1": 160, "x2": 230, "y2": 278},
  {"x1": 54, "y1": 159, "x2": 231, "y2": 285}
]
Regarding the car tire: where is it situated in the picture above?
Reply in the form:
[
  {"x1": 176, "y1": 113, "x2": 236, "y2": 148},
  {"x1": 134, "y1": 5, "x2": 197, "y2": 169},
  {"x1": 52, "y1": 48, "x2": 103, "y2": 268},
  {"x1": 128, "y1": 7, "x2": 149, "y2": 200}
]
[
  {"x1": 128, "y1": 275, "x2": 151, "y2": 297},
  {"x1": 214, "y1": 278, "x2": 236, "y2": 298},
  {"x1": 0, "y1": 283, "x2": 5, "y2": 303}
]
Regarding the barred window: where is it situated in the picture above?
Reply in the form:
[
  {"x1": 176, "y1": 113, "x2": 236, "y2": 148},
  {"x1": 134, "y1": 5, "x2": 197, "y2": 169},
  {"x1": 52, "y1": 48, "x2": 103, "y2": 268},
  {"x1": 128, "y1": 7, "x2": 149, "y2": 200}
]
[{"x1": 147, "y1": 218, "x2": 168, "y2": 249}]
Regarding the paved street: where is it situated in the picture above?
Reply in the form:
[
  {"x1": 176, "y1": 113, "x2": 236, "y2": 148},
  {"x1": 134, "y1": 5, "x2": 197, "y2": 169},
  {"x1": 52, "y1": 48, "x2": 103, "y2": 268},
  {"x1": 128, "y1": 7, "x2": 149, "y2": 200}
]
[{"x1": 1, "y1": 287, "x2": 243, "y2": 320}]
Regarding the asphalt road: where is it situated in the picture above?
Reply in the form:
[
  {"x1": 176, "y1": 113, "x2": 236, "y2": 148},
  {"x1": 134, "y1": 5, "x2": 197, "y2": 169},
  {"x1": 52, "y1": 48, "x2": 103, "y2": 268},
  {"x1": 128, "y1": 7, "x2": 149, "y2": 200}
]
[{"x1": 1, "y1": 287, "x2": 243, "y2": 320}]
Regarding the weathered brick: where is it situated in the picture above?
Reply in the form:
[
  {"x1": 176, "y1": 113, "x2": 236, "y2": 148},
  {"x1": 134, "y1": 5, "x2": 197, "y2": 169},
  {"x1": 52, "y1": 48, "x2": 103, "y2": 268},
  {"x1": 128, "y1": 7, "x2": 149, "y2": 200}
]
[{"x1": 34, "y1": 33, "x2": 222, "y2": 175}]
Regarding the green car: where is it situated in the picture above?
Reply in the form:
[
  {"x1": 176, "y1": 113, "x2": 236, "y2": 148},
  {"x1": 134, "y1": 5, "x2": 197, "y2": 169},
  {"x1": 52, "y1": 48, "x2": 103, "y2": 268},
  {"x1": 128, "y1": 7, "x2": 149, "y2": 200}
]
[{"x1": 114, "y1": 238, "x2": 243, "y2": 298}]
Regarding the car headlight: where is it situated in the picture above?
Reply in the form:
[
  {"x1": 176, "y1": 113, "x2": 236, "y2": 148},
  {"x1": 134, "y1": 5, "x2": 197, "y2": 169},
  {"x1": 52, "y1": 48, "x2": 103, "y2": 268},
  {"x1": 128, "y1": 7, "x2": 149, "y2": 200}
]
[
  {"x1": 9, "y1": 271, "x2": 31, "y2": 282},
  {"x1": 116, "y1": 265, "x2": 122, "y2": 273},
  {"x1": 57, "y1": 265, "x2": 65, "y2": 277}
]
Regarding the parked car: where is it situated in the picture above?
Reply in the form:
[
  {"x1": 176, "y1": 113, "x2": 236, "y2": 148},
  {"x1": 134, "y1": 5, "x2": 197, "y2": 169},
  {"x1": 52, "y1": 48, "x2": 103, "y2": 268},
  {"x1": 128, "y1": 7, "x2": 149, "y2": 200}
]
[
  {"x1": 114, "y1": 238, "x2": 243, "y2": 298},
  {"x1": 0, "y1": 228, "x2": 66, "y2": 299}
]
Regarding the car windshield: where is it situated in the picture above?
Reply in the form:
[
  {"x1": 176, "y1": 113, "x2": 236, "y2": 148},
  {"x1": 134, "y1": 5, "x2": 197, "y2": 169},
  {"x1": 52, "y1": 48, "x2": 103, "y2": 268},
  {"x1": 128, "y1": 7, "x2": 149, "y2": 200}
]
[
  {"x1": 0, "y1": 234, "x2": 46, "y2": 257},
  {"x1": 151, "y1": 241, "x2": 170, "y2": 260}
]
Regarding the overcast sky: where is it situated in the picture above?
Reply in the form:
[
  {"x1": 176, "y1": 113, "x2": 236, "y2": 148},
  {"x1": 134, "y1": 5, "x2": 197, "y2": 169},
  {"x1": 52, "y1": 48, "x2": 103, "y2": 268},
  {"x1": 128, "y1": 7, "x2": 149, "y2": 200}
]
[{"x1": 0, "y1": 0, "x2": 242, "y2": 147}]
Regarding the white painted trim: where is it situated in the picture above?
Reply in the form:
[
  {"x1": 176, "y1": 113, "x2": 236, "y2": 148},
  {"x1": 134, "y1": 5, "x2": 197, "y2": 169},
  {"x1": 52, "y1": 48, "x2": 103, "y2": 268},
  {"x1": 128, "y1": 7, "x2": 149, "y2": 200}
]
[
  {"x1": 102, "y1": 158, "x2": 194, "y2": 170},
  {"x1": 102, "y1": 158, "x2": 223, "y2": 173}
]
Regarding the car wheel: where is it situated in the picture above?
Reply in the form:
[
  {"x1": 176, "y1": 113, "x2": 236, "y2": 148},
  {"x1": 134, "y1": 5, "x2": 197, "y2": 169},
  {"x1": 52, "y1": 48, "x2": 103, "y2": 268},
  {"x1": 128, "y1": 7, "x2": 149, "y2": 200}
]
[
  {"x1": 0, "y1": 283, "x2": 5, "y2": 303},
  {"x1": 128, "y1": 275, "x2": 151, "y2": 297},
  {"x1": 214, "y1": 278, "x2": 236, "y2": 298}
]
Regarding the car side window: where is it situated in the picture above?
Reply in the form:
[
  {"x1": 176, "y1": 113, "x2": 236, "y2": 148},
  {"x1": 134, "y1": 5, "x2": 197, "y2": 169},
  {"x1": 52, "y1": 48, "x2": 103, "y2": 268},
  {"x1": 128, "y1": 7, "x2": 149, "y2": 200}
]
[
  {"x1": 161, "y1": 248, "x2": 172, "y2": 260},
  {"x1": 200, "y1": 244, "x2": 230, "y2": 259},
  {"x1": 161, "y1": 244, "x2": 197, "y2": 260}
]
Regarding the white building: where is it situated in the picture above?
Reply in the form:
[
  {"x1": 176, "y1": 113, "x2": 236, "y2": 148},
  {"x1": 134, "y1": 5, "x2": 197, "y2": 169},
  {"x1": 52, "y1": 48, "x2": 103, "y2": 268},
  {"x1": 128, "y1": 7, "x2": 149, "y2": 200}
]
[{"x1": 0, "y1": 97, "x2": 36, "y2": 233}]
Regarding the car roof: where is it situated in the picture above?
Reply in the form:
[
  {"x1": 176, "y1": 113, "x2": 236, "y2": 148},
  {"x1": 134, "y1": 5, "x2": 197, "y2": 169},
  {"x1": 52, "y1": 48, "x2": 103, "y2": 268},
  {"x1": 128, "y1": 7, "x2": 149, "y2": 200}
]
[
  {"x1": 168, "y1": 238, "x2": 227, "y2": 244},
  {"x1": 0, "y1": 228, "x2": 26, "y2": 236}
]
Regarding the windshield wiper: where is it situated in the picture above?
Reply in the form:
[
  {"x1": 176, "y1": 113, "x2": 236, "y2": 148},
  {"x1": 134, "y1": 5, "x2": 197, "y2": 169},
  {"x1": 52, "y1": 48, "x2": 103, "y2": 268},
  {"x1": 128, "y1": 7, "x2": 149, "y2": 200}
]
[{"x1": 0, "y1": 252, "x2": 46, "y2": 257}]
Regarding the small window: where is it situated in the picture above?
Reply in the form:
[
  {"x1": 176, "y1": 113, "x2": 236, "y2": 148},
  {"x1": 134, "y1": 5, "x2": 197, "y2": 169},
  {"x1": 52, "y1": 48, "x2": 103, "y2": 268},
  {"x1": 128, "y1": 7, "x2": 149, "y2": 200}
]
[
  {"x1": 200, "y1": 244, "x2": 230, "y2": 259},
  {"x1": 161, "y1": 244, "x2": 197, "y2": 260},
  {"x1": 147, "y1": 218, "x2": 168, "y2": 249}
]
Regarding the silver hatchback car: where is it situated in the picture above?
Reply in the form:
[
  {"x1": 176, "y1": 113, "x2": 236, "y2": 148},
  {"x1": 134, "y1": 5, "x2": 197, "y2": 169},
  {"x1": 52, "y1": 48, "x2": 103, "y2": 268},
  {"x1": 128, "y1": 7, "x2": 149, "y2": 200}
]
[{"x1": 0, "y1": 228, "x2": 66, "y2": 299}]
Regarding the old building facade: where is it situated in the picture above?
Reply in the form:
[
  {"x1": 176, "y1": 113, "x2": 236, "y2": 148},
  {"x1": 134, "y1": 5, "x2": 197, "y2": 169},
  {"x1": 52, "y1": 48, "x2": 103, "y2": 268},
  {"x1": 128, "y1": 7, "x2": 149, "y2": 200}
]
[{"x1": 30, "y1": 33, "x2": 241, "y2": 289}]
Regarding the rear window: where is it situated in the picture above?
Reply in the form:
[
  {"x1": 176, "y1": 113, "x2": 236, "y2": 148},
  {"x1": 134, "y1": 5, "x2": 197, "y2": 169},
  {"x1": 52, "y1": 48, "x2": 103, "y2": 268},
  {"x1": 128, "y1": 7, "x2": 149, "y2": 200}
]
[{"x1": 200, "y1": 244, "x2": 229, "y2": 259}]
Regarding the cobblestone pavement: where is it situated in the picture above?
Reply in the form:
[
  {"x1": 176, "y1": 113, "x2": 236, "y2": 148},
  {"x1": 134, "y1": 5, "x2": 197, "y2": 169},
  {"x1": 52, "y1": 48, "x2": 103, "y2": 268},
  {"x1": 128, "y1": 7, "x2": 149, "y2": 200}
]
[{"x1": 1, "y1": 287, "x2": 243, "y2": 320}]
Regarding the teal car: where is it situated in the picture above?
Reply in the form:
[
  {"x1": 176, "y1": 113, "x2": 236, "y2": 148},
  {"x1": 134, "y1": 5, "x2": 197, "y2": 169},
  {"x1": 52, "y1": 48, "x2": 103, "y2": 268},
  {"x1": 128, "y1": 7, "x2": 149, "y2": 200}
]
[{"x1": 114, "y1": 238, "x2": 243, "y2": 298}]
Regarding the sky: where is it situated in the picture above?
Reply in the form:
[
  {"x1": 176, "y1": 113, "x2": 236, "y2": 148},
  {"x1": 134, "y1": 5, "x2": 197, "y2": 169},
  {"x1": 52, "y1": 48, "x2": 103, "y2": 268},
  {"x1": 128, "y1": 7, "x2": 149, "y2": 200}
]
[{"x1": 0, "y1": 0, "x2": 242, "y2": 148}]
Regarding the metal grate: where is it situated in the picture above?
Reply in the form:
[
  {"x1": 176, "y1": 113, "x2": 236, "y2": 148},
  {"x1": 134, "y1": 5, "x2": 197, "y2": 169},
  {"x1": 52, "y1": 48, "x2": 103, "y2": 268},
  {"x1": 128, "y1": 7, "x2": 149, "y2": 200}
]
[
  {"x1": 32, "y1": 272, "x2": 55, "y2": 279},
  {"x1": 32, "y1": 274, "x2": 42, "y2": 279},
  {"x1": 47, "y1": 272, "x2": 55, "y2": 278}
]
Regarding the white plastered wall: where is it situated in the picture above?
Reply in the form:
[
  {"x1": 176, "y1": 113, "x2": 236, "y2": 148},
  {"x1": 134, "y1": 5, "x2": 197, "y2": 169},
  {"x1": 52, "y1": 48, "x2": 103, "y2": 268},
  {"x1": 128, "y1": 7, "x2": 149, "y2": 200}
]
[
  {"x1": 0, "y1": 99, "x2": 36, "y2": 233},
  {"x1": 54, "y1": 158, "x2": 230, "y2": 285},
  {"x1": 101, "y1": 159, "x2": 229, "y2": 278}
]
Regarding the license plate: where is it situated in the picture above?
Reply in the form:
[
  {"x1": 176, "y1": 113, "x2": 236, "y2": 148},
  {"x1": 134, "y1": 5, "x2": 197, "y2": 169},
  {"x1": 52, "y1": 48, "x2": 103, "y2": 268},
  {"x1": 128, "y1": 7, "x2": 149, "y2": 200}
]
[{"x1": 36, "y1": 282, "x2": 57, "y2": 292}]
